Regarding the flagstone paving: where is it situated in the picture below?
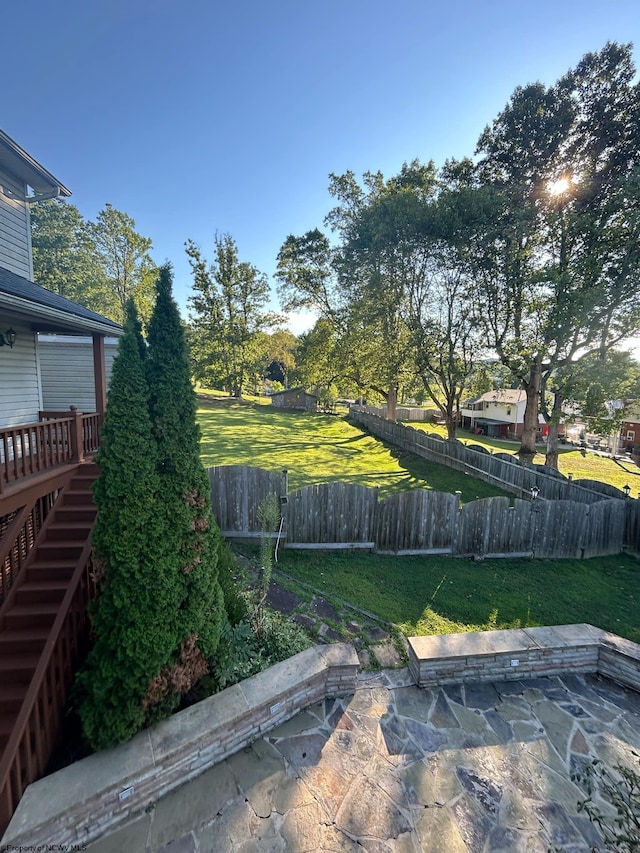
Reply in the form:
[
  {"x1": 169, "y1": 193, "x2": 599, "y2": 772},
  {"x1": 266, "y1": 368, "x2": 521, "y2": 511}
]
[{"x1": 88, "y1": 669, "x2": 640, "y2": 852}]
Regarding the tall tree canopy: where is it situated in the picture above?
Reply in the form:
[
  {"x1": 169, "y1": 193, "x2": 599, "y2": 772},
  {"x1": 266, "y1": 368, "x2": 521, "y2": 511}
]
[
  {"x1": 276, "y1": 43, "x2": 640, "y2": 449},
  {"x1": 30, "y1": 198, "x2": 109, "y2": 312},
  {"x1": 186, "y1": 233, "x2": 281, "y2": 396},
  {"x1": 277, "y1": 161, "x2": 480, "y2": 431},
  {"x1": 90, "y1": 204, "x2": 157, "y2": 325},
  {"x1": 458, "y1": 42, "x2": 640, "y2": 461},
  {"x1": 31, "y1": 199, "x2": 157, "y2": 326}
]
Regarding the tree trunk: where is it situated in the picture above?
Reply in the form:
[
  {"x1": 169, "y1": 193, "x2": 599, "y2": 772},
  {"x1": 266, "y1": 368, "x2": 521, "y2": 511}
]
[
  {"x1": 444, "y1": 405, "x2": 457, "y2": 440},
  {"x1": 544, "y1": 391, "x2": 564, "y2": 469},
  {"x1": 518, "y1": 364, "x2": 541, "y2": 462},
  {"x1": 386, "y1": 384, "x2": 398, "y2": 421}
]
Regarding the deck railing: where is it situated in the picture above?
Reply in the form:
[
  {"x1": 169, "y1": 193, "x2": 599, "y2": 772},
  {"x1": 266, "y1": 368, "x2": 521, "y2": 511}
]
[
  {"x1": 0, "y1": 408, "x2": 103, "y2": 494},
  {"x1": 0, "y1": 491, "x2": 59, "y2": 608},
  {"x1": 0, "y1": 537, "x2": 95, "y2": 835}
]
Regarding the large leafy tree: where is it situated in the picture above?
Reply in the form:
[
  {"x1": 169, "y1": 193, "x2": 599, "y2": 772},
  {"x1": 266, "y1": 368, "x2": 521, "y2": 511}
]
[
  {"x1": 545, "y1": 350, "x2": 640, "y2": 460},
  {"x1": 186, "y1": 233, "x2": 280, "y2": 396},
  {"x1": 462, "y1": 42, "x2": 640, "y2": 462},
  {"x1": 407, "y1": 258, "x2": 479, "y2": 438},
  {"x1": 90, "y1": 203, "x2": 157, "y2": 325},
  {"x1": 274, "y1": 231, "x2": 383, "y2": 402},
  {"x1": 338, "y1": 164, "x2": 480, "y2": 436},
  {"x1": 278, "y1": 162, "x2": 479, "y2": 431},
  {"x1": 328, "y1": 164, "x2": 439, "y2": 419},
  {"x1": 30, "y1": 198, "x2": 110, "y2": 313},
  {"x1": 31, "y1": 199, "x2": 158, "y2": 326},
  {"x1": 276, "y1": 202, "x2": 415, "y2": 419}
]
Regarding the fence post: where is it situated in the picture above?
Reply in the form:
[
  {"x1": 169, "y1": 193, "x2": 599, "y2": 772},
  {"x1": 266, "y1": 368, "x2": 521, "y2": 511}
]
[{"x1": 69, "y1": 405, "x2": 85, "y2": 464}]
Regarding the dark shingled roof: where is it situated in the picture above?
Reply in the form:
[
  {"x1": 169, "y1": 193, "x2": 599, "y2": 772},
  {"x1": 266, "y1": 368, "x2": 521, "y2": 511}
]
[
  {"x1": 271, "y1": 386, "x2": 317, "y2": 398},
  {"x1": 0, "y1": 266, "x2": 122, "y2": 333}
]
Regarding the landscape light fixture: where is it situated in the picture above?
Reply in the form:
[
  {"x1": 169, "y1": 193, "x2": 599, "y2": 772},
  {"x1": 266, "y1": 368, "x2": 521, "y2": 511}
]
[
  {"x1": 530, "y1": 485, "x2": 540, "y2": 501},
  {"x1": 0, "y1": 327, "x2": 16, "y2": 348},
  {"x1": 623, "y1": 484, "x2": 631, "y2": 497}
]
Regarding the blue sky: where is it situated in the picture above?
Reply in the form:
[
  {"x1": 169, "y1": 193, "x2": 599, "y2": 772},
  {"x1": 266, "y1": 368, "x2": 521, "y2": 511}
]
[{"x1": 4, "y1": 0, "x2": 640, "y2": 329}]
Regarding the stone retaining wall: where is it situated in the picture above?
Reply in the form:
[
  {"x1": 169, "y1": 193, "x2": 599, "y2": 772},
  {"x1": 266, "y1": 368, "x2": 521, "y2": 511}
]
[
  {"x1": 5, "y1": 627, "x2": 639, "y2": 849},
  {"x1": 2, "y1": 643, "x2": 360, "y2": 848},
  {"x1": 408, "y1": 623, "x2": 640, "y2": 692},
  {"x1": 598, "y1": 631, "x2": 640, "y2": 688}
]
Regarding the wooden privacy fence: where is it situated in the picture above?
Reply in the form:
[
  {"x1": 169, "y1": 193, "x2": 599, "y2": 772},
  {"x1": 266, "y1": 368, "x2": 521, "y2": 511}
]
[
  {"x1": 285, "y1": 483, "x2": 377, "y2": 548},
  {"x1": 356, "y1": 404, "x2": 439, "y2": 422},
  {"x1": 207, "y1": 466, "x2": 636, "y2": 558},
  {"x1": 349, "y1": 408, "x2": 629, "y2": 505}
]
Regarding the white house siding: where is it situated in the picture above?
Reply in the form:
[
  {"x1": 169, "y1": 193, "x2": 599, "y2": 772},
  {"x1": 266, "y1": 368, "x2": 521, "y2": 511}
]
[
  {"x1": 38, "y1": 336, "x2": 118, "y2": 413},
  {"x1": 0, "y1": 320, "x2": 41, "y2": 429},
  {"x1": 0, "y1": 170, "x2": 31, "y2": 279}
]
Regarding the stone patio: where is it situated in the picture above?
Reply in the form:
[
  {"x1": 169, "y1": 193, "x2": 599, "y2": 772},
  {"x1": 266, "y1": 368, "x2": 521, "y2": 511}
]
[{"x1": 87, "y1": 668, "x2": 640, "y2": 852}]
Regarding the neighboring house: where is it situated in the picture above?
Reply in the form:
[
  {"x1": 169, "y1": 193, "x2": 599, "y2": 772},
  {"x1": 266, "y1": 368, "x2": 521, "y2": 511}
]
[
  {"x1": 620, "y1": 404, "x2": 640, "y2": 454},
  {"x1": 460, "y1": 389, "x2": 549, "y2": 440},
  {"x1": 271, "y1": 387, "x2": 318, "y2": 412}
]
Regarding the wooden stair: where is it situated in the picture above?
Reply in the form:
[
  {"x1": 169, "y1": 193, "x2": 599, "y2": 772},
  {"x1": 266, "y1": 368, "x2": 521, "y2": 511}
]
[{"x1": 0, "y1": 463, "x2": 98, "y2": 760}]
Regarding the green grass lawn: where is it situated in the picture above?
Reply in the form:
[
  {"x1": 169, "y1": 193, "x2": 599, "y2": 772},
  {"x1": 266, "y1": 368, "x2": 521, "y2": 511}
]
[
  {"x1": 414, "y1": 422, "x2": 640, "y2": 493},
  {"x1": 273, "y1": 548, "x2": 640, "y2": 643},
  {"x1": 200, "y1": 399, "x2": 639, "y2": 643},
  {"x1": 197, "y1": 400, "x2": 509, "y2": 502}
]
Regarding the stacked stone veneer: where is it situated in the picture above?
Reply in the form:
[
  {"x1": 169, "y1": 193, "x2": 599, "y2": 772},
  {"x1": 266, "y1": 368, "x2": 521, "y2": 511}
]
[
  {"x1": 2, "y1": 643, "x2": 359, "y2": 848},
  {"x1": 408, "y1": 623, "x2": 640, "y2": 693}
]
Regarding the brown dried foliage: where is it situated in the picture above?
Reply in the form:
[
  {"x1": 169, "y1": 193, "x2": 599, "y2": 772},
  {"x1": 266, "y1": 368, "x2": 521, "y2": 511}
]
[
  {"x1": 192, "y1": 515, "x2": 209, "y2": 532},
  {"x1": 142, "y1": 633, "x2": 209, "y2": 711},
  {"x1": 184, "y1": 488, "x2": 206, "y2": 509},
  {"x1": 89, "y1": 549, "x2": 107, "y2": 591}
]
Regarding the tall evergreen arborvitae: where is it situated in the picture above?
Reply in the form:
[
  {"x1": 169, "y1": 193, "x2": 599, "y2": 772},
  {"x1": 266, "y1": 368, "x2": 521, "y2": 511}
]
[
  {"x1": 77, "y1": 270, "x2": 226, "y2": 750},
  {"x1": 78, "y1": 301, "x2": 183, "y2": 749},
  {"x1": 145, "y1": 264, "x2": 224, "y2": 662}
]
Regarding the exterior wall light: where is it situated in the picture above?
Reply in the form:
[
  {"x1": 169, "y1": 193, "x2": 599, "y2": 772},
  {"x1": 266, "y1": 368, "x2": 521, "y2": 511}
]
[
  {"x1": 0, "y1": 327, "x2": 16, "y2": 348},
  {"x1": 530, "y1": 485, "x2": 540, "y2": 500},
  {"x1": 623, "y1": 484, "x2": 631, "y2": 497}
]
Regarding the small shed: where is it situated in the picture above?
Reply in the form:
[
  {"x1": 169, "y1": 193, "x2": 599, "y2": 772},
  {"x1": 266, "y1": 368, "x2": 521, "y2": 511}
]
[{"x1": 271, "y1": 387, "x2": 318, "y2": 412}]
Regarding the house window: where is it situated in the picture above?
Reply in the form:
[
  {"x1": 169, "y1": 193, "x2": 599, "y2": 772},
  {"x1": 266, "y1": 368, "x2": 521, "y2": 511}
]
[{"x1": 627, "y1": 430, "x2": 635, "y2": 442}]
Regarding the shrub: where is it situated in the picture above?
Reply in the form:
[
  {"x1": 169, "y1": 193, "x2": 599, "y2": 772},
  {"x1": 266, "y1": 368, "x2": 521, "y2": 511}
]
[
  {"x1": 217, "y1": 540, "x2": 249, "y2": 625},
  {"x1": 254, "y1": 493, "x2": 281, "y2": 638}
]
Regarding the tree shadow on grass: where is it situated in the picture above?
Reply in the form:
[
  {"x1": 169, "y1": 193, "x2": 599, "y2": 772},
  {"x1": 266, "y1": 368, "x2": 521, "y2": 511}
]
[{"x1": 384, "y1": 445, "x2": 508, "y2": 502}]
